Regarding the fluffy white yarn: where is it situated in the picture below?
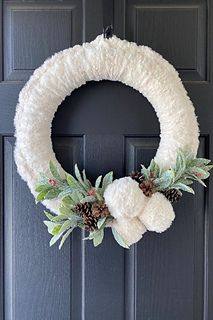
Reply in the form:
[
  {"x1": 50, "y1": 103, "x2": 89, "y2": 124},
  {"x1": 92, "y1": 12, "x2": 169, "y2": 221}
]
[
  {"x1": 14, "y1": 34, "x2": 199, "y2": 215},
  {"x1": 112, "y1": 217, "x2": 147, "y2": 246},
  {"x1": 139, "y1": 192, "x2": 175, "y2": 233},
  {"x1": 104, "y1": 177, "x2": 147, "y2": 219}
]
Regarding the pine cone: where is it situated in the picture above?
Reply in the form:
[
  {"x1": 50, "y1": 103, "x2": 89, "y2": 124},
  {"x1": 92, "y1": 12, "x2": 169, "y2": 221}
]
[
  {"x1": 129, "y1": 171, "x2": 145, "y2": 183},
  {"x1": 92, "y1": 201, "x2": 110, "y2": 218},
  {"x1": 162, "y1": 189, "x2": 182, "y2": 204},
  {"x1": 139, "y1": 179, "x2": 156, "y2": 197},
  {"x1": 76, "y1": 202, "x2": 98, "y2": 231}
]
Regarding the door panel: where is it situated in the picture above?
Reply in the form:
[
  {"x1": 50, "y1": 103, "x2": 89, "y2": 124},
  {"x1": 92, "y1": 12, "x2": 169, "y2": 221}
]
[{"x1": 1, "y1": 1, "x2": 213, "y2": 319}]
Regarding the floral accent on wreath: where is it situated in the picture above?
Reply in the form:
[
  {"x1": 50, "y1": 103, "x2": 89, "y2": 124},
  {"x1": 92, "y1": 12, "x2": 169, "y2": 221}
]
[{"x1": 35, "y1": 150, "x2": 212, "y2": 249}]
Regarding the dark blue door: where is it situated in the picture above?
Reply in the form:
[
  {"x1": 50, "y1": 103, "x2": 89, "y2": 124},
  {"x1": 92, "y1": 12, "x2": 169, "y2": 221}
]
[{"x1": 1, "y1": 1, "x2": 213, "y2": 319}]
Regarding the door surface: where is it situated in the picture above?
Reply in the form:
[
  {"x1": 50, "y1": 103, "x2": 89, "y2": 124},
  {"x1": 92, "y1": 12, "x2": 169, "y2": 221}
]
[{"x1": 1, "y1": 1, "x2": 213, "y2": 319}]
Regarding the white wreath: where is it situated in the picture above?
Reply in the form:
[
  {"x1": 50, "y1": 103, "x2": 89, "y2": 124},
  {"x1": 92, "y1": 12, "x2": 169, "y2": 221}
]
[{"x1": 14, "y1": 35, "x2": 200, "y2": 246}]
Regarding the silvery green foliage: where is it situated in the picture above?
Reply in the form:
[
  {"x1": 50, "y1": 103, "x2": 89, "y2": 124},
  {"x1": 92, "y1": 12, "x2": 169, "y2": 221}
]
[
  {"x1": 36, "y1": 162, "x2": 113, "y2": 249},
  {"x1": 142, "y1": 150, "x2": 212, "y2": 194}
]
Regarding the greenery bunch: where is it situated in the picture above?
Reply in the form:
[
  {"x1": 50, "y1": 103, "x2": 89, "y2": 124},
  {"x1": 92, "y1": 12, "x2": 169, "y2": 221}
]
[
  {"x1": 141, "y1": 149, "x2": 212, "y2": 194},
  {"x1": 35, "y1": 150, "x2": 212, "y2": 249},
  {"x1": 35, "y1": 162, "x2": 128, "y2": 249}
]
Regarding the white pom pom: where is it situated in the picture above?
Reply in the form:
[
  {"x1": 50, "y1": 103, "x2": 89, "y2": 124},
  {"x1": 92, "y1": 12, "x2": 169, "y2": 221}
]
[
  {"x1": 104, "y1": 177, "x2": 148, "y2": 219},
  {"x1": 112, "y1": 218, "x2": 147, "y2": 246},
  {"x1": 139, "y1": 192, "x2": 175, "y2": 233}
]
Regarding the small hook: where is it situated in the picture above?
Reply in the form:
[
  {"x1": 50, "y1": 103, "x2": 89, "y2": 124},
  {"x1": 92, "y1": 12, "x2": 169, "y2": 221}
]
[{"x1": 103, "y1": 25, "x2": 113, "y2": 39}]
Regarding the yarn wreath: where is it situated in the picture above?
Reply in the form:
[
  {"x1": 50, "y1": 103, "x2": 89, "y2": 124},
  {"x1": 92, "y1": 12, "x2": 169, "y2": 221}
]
[{"x1": 14, "y1": 35, "x2": 212, "y2": 249}]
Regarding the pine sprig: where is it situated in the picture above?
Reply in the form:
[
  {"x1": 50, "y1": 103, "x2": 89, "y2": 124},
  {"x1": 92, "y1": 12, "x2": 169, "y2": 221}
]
[
  {"x1": 141, "y1": 150, "x2": 212, "y2": 195},
  {"x1": 35, "y1": 162, "x2": 114, "y2": 248}
]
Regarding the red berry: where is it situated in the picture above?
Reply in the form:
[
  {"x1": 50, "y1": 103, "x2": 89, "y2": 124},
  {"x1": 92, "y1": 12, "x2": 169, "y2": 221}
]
[
  {"x1": 89, "y1": 188, "x2": 96, "y2": 196},
  {"x1": 48, "y1": 178, "x2": 57, "y2": 186}
]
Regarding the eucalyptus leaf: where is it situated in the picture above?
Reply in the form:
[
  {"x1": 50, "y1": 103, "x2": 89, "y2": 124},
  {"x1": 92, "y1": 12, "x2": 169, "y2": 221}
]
[
  {"x1": 190, "y1": 158, "x2": 211, "y2": 167},
  {"x1": 141, "y1": 165, "x2": 149, "y2": 179},
  {"x1": 51, "y1": 225, "x2": 62, "y2": 235},
  {"x1": 97, "y1": 217, "x2": 107, "y2": 229},
  {"x1": 155, "y1": 170, "x2": 173, "y2": 190},
  {"x1": 59, "y1": 205, "x2": 72, "y2": 215},
  {"x1": 82, "y1": 169, "x2": 92, "y2": 188},
  {"x1": 111, "y1": 227, "x2": 129, "y2": 249},
  {"x1": 36, "y1": 190, "x2": 48, "y2": 203},
  {"x1": 49, "y1": 233, "x2": 63, "y2": 247},
  {"x1": 62, "y1": 195, "x2": 75, "y2": 206},
  {"x1": 60, "y1": 220, "x2": 74, "y2": 233},
  {"x1": 74, "y1": 164, "x2": 84, "y2": 184},
  {"x1": 173, "y1": 183, "x2": 195, "y2": 194},
  {"x1": 59, "y1": 228, "x2": 74, "y2": 249},
  {"x1": 43, "y1": 221, "x2": 62, "y2": 235},
  {"x1": 188, "y1": 167, "x2": 210, "y2": 180},
  {"x1": 52, "y1": 214, "x2": 69, "y2": 222},
  {"x1": 44, "y1": 211, "x2": 55, "y2": 221},
  {"x1": 44, "y1": 189, "x2": 61, "y2": 200},
  {"x1": 66, "y1": 174, "x2": 79, "y2": 189},
  {"x1": 80, "y1": 196, "x2": 96, "y2": 204},
  {"x1": 102, "y1": 171, "x2": 113, "y2": 191},
  {"x1": 49, "y1": 160, "x2": 61, "y2": 180},
  {"x1": 93, "y1": 229, "x2": 104, "y2": 247},
  {"x1": 95, "y1": 175, "x2": 102, "y2": 189},
  {"x1": 35, "y1": 184, "x2": 51, "y2": 193},
  {"x1": 96, "y1": 191, "x2": 103, "y2": 201}
]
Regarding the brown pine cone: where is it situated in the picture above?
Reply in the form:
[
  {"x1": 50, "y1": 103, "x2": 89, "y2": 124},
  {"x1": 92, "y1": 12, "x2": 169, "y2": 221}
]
[
  {"x1": 139, "y1": 179, "x2": 156, "y2": 197},
  {"x1": 76, "y1": 202, "x2": 98, "y2": 231},
  {"x1": 162, "y1": 189, "x2": 182, "y2": 204},
  {"x1": 92, "y1": 201, "x2": 110, "y2": 218},
  {"x1": 129, "y1": 171, "x2": 145, "y2": 184}
]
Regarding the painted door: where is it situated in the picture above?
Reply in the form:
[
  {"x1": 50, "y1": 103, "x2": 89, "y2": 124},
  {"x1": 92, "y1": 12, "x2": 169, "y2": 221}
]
[{"x1": 1, "y1": 0, "x2": 213, "y2": 319}]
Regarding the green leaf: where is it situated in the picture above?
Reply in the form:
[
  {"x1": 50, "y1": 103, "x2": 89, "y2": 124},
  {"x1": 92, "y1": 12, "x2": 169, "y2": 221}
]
[
  {"x1": 49, "y1": 233, "x2": 63, "y2": 247},
  {"x1": 97, "y1": 217, "x2": 107, "y2": 229},
  {"x1": 44, "y1": 189, "x2": 61, "y2": 200},
  {"x1": 102, "y1": 171, "x2": 113, "y2": 190},
  {"x1": 44, "y1": 211, "x2": 55, "y2": 221},
  {"x1": 175, "y1": 150, "x2": 186, "y2": 179},
  {"x1": 71, "y1": 191, "x2": 84, "y2": 204},
  {"x1": 155, "y1": 170, "x2": 173, "y2": 190},
  {"x1": 204, "y1": 165, "x2": 213, "y2": 171},
  {"x1": 60, "y1": 220, "x2": 74, "y2": 233},
  {"x1": 59, "y1": 228, "x2": 74, "y2": 249},
  {"x1": 188, "y1": 167, "x2": 210, "y2": 180},
  {"x1": 52, "y1": 214, "x2": 69, "y2": 222},
  {"x1": 51, "y1": 225, "x2": 62, "y2": 235},
  {"x1": 173, "y1": 183, "x2": 195, "y2": 194},
  {"x1": 95, "y1": 191, "x2": 103, "y2": 201},
  {"x1": 93, "y1": 229, "x2": 104, "y2": 247},
  {"x1": 197, "y1": 179, "x2": 207, "y2": 187},
  {"x1": 80, "y1": 196, "x2": 96, "y2": 204},
  {"x1": 66, "y1": 174, "x2": 79, "y2": 189},
  {"x1": 82, "y1": 169, "x2": 92, "y2": 188},
  {"x1": 36, "y1": 190, "x2": 48, "y2": 203},
  {"x1": 149, "y1": 159, "x2": 160, "y2": 177},
  {"x1": 95, "y1": 175, "x2": 102, "y2": 189},
  {"x1": 111, "y1": 227, "x2": 129, "y2": 249},
  {"x1": 59, "y1": 205, "x2": 72, "y2": 215},
  {"x1": 190, "y1": 158, "x2": 211, "y2": 167},
  {"x1": 74, "y1": 164, "x2": 84, "y2": 184},
  {"x1": 62, "y1": 195, "x2": 75, "y2": 206},
  {"x1": 141, "y1": 165, "x2": 149, "y2": 179},
  {"x1": 49, "y1": 160, "x2": 61, "y2": 180},
  {"x1": 43, "y1": 221, "x2": 62, "y2": 235},
  {"x1": 35, "y1": 184, "x2": 50, "y2": 193},
  {"x1": 177, "y1": 178, "x2": 193, "y2": 186}
]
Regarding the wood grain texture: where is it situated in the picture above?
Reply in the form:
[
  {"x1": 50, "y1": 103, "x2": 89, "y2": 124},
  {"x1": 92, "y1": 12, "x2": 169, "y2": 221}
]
[
  {"x1": 115, "y1": 0, "x2": 207, "y2": 81},
  {"x1": 4, "y1": 1, "x2": 83, "y2": 81}
]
